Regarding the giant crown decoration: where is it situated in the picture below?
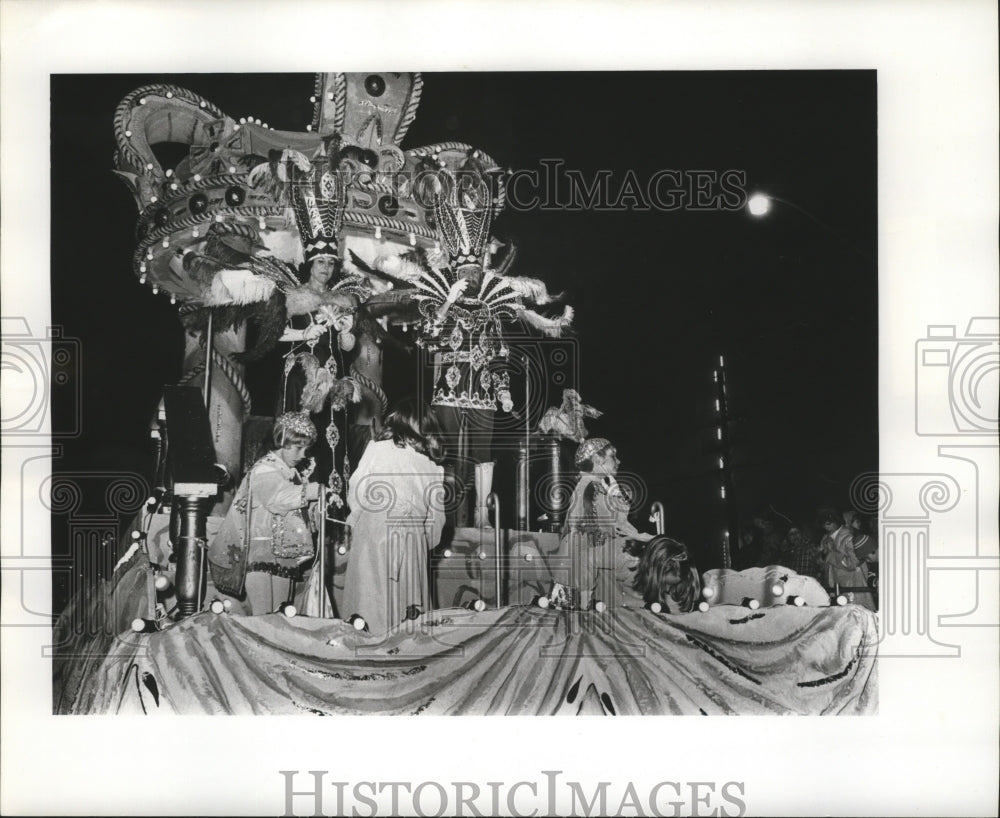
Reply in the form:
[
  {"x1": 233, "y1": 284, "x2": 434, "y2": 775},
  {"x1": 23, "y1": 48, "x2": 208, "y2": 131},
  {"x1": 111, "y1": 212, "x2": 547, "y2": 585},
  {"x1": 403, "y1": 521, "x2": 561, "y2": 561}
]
[{"x1": 113, "y1": 72, "x2": 506, "y2": 304}]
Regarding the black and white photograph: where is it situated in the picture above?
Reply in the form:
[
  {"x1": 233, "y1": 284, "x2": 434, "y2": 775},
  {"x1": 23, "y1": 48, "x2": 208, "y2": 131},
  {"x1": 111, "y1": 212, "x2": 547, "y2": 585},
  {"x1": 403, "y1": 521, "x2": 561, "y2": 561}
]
[{"x1": 2, "y1": 2, "x2": 997, "y2": 816}]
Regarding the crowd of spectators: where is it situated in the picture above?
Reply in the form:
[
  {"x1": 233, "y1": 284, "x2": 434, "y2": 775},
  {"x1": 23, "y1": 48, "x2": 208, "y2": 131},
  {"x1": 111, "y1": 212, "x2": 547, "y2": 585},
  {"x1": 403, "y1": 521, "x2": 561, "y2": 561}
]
[{"x1": 732, "y1": 505, "x2": 879, "y2": 610}]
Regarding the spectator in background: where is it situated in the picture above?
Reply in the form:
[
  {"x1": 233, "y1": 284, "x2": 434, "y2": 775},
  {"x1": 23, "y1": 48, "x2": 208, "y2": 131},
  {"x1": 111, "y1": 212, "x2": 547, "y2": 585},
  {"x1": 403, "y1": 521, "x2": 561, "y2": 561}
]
[
  {"x1": 818, "y1": 506, "x2": 876, "y2": 611},
  {"x1": 851, "y1": 512, "x2": 879, "y2": 599},
  {"x1": 733, "y1": 524, "x2": 763, "y2": 571},
  {"x1": 780, "y1": 525, "x2": 823, "y2": 583},
  {"x1": 754, "y1": 514, "x2": 784, "y2": 565}
]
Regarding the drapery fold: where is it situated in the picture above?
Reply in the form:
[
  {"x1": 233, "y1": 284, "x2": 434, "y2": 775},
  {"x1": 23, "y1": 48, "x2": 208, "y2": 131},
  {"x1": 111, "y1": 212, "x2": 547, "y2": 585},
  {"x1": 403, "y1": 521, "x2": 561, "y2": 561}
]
[{"x1": 59, "y1": 583, "x2": 876, "y2": 715}]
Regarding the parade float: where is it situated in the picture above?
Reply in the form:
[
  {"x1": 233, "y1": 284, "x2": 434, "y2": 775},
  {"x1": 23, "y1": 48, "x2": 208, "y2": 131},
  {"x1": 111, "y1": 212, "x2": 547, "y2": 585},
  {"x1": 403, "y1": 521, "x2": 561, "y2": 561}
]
[{"x1": 52, "y1": 73, "x2": 877, "y2": 715}]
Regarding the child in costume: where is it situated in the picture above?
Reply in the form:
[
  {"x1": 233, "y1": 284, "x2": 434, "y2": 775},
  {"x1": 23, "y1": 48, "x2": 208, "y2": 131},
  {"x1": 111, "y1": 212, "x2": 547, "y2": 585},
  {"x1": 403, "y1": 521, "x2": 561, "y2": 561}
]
[
  {"x1": 559, "y1": 437, "x2": 654, "y2": 609},
  {"x1": 208, "y1": 412, "x2": 322, "y2": 615},
  {"x1": 631, "y1": 535, "x2": 701, "y2": 613},
  {"x1": 342, "y1": 401, "x2": 446, "y2": 635}
]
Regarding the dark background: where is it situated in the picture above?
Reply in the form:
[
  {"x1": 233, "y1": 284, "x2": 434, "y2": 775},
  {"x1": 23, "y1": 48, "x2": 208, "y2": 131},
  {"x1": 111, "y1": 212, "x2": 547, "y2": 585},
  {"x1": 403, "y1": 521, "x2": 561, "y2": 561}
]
[{"x1": 50, "y1": 71, "x2": 876, "y2": 577}]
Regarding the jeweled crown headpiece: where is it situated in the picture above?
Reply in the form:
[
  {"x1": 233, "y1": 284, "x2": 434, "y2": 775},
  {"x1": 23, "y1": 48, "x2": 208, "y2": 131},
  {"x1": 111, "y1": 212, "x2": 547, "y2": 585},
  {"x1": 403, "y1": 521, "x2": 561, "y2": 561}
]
[
  {"x1": 575, "y1": 437, "x2": 612, "y2": 467},
  {"x1": 274, "y1": 411, "x2": 317, "y2": 445}
]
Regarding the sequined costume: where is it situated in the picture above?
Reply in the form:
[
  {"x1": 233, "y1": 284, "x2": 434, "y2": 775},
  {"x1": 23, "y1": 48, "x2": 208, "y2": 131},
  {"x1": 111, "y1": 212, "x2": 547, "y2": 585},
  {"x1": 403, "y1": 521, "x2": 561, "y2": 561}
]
[
  {"x1": 208, "y1": 451, "x2": 316, "y2": 613},
  {"x1": 560, "y1": 472, "x2": 635, "y2": 608}
]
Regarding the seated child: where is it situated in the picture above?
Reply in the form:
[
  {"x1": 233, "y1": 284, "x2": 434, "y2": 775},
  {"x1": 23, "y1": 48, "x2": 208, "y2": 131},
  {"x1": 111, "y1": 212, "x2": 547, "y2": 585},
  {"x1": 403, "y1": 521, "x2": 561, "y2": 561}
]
[{"x1": 631, "y1": 535, "x2": 701, "y2": 614}]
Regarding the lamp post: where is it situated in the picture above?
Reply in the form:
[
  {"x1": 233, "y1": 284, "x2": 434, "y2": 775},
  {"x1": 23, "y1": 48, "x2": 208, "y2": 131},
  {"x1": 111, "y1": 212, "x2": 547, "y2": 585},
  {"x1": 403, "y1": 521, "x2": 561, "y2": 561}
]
[{"x1": 714, "y1": 355, "x2": 737, "y2": 568}]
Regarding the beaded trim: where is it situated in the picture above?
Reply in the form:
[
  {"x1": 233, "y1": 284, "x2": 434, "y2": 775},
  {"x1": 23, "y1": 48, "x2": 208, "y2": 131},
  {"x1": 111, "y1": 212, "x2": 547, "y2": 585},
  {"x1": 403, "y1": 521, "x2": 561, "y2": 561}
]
[{"x1": 246, "y1": 561, "x2": 310, "y2": 581}]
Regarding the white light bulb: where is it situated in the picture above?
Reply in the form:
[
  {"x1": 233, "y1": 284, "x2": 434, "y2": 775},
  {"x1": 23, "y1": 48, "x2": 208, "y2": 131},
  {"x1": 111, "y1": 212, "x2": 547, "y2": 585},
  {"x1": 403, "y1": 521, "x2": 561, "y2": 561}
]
[{"x1": 747, "y1": 194, "x2": 771, "y2": 216}]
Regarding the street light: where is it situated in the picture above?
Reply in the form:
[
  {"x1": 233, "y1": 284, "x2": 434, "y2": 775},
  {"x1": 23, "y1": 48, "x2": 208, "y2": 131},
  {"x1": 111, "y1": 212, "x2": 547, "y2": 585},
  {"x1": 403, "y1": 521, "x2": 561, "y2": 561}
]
[{"x1": 746, "y1": 193, "x2": 771, "y2": 217}]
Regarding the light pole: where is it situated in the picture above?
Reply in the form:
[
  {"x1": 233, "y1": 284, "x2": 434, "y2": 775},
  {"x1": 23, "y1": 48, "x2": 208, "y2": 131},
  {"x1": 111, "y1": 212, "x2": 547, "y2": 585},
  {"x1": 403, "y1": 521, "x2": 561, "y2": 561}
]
[{"x1": 713, "y1": 355, "x2": 738, "y2": 569}]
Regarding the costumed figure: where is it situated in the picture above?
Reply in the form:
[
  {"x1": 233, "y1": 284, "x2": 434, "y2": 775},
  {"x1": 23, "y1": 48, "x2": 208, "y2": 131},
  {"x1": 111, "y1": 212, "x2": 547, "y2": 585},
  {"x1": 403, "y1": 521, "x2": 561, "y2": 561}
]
[
  {"x1": 631, "y1": 535, "x2": 701, "y2": 614},
  {"x1": 407, "y1": 152, "x2": 573, "y2": 525},
  {"x1": 558, "y1": 437, "x2": 654, "y2": 609},
  {"x1": 207, "y1": 412, "x2": 322, "y2": 615},
  {"x1": 246, "y1": 141, "x2": 376, "y2": 502},
  {"x1": 818, "y1": 507, "x2": 876, "y2": 610},
  {"x1": 342, "y1": 401, "x2": 446, "y2": 636}
]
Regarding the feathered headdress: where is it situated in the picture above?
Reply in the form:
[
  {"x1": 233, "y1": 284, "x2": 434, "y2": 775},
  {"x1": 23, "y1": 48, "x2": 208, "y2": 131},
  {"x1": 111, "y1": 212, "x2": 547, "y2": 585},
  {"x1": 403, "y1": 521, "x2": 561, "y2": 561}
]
[
  {"x1": 429, "y1": 150, "x2": 502, "y2": 277},
  {"x1": 291, "y1": 137, "x2": 348, "y2": 264}
]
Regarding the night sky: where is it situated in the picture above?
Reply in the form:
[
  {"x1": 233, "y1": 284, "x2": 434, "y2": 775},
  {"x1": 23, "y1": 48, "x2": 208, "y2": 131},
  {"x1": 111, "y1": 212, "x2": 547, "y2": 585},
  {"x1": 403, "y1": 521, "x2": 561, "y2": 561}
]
[{"x1": 50, "y1": 71, "x2": 877, "y2": 565}]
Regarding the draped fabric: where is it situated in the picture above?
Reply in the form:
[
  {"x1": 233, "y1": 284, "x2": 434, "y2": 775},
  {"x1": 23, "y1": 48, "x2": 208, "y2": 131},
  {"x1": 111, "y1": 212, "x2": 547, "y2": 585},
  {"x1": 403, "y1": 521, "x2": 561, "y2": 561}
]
[{"x1": 57, "y1": 559, "x2": 877, "y2": 716}]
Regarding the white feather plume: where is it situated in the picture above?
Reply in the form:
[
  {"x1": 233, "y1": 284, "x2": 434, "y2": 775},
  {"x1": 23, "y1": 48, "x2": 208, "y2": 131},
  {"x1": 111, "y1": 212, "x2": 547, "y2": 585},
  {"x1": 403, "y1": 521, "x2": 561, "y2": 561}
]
[{"x1": 202, "y1": 269, "x2": 277, "y2": 306}]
